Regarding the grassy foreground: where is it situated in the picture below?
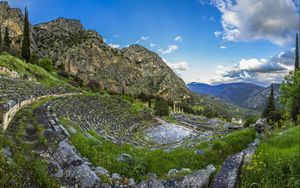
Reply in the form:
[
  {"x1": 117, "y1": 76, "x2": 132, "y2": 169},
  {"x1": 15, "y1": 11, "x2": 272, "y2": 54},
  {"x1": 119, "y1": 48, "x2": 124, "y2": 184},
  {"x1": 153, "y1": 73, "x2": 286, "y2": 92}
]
[
  {"x1": 241, "y1": 126, "x2": 300, "y2": 188},
  {"x1": 0, "y1": 99, "x2": 59, "y2": 187},
  {"x1": 62, "y1": 119, "x2": 255, "y2": 181}
]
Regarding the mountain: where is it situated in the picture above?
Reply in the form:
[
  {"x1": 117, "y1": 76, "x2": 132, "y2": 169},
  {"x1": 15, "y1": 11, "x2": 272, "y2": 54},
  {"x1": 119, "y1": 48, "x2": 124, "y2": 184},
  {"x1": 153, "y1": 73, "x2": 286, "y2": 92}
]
[
  {"x1": 0, "y1": 2, "x2": 190, "y2": 101},
  {"x1": 243, "y1": 83, "x2": 281, "y2": 110},
  {"x1": 188, "y1": 82, "x2": 280, "y2": 110}
]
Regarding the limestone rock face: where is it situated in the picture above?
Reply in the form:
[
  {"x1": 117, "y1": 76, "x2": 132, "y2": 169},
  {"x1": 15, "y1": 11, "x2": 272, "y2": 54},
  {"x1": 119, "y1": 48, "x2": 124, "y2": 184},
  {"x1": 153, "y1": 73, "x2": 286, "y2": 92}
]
[
  {"x1": 0, "y1": 1, "x2": 38, "y2": 54},
  {"x1": 33, "y1": 17, "x2": 190, "y2": 100},
  {"x1": 0, "y1": 1, "x2": 23, "y2": 53},
  {"x1": 1, "y1": 1, "x2": 191, "y2": 100}
]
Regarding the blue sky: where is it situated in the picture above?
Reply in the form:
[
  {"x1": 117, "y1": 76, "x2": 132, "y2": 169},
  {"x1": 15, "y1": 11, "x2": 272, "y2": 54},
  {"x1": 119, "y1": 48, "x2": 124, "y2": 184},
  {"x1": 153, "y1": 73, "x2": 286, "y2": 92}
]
[{"x1": 7, "y1": 0, "x2": 300, "y2": 86}]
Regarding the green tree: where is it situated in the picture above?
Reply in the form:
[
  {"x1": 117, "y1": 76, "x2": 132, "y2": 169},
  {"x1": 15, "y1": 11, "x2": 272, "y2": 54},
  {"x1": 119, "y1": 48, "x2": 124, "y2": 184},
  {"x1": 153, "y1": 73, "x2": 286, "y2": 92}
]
[
  {"x1": 36, "y1": 58, "x2": 55, "y2": 72},
  {"x1": 280, "y1": 34, "x2": 300, "y2": 122},
  {"x1": 295, "y1": 33, "x2": 299, "y2": 71},
  {"x1": 0, "y1": 27, "x2": 2, "y2": 52},
  {"x1": 262, "y1": 84, "x2": 276, "y2": 120},
  {"x1": 21, "y1": 7, "x2": 31, "y2": 62},
  {"x1": 154, "y1": 98, "x2": 169, "y2": 116},
  {"x1": 281, "y1": 72, "x2": 300, "y2": 122},
  {"x1": 3, "y1": 27, "x2": 10, "y2": 53}
]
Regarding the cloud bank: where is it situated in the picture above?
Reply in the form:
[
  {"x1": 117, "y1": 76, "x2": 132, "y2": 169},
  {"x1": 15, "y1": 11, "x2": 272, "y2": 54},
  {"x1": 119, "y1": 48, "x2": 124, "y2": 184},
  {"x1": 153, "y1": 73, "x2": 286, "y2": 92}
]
[
  {"x1": 212, "y1": 0, "x2": 299, "y2": 45},
  {"x1": 207, "y1": 48, "x2": 296, "y2": 86}
]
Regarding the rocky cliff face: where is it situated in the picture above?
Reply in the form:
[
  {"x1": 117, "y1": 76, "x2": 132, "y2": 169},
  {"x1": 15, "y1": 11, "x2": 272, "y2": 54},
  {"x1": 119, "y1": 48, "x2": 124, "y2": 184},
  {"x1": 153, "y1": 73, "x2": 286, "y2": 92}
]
[
  {"x1": 0, "y1": 1, "x2": 23, "y2": 53},
  {"x1": 0, "y1": 1, "x2": 38, "y2": 54},
  {"x1": 0, "y1": 2, "x2": 190, "y2": 100}
]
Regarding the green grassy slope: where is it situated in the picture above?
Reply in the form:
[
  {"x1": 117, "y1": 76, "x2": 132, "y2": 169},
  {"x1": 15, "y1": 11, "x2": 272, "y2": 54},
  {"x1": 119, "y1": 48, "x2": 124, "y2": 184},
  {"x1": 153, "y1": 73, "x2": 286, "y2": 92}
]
[{"x1": 241, "y1": 126, "x2": 300, "y2": 188}]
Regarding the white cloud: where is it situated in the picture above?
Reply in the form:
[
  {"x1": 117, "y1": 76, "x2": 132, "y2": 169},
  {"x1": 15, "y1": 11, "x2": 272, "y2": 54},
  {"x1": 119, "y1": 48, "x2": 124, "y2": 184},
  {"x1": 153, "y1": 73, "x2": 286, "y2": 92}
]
[
  {"x1": 212, "y1": 0, "x2": 300, "y2": 45},
  {"x1": 174, "y1": 36, "x2": 183, "y2": 41},
  {"x1": 150, "y1": 43, "x2": 156, "y2": 47},
  {"x1": 163, "y1": 58, "x2": 189, "y2": 72},
  {"x1": 207, "y1": 49, "x2": 295, "y2": 85},
  {"x1": 108, "y1": 43, "x2": 120, "y2": 49},
  {"x1": 214, "y1": 31, "x2": 222, "y2": 38},
  {"x1": 136, "y1": 36, "x2": 149, "y2": 43},
  {"x1": 158, "y1": 45, "x2": 178, "y2": 54},
  {"x1": 220, "y1": 45, "x2": 227, "y2": 49},
  {"x1": 209, "y1": 16, "x2": 215, "y2": 22}
]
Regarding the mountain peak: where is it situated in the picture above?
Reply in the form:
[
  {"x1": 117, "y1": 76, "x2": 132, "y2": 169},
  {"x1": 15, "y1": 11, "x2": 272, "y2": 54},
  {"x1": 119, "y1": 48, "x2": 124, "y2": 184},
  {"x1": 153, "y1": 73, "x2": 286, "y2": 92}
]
[{"x1": 35, "y1": 17, "x2": 84, "y2": 32}]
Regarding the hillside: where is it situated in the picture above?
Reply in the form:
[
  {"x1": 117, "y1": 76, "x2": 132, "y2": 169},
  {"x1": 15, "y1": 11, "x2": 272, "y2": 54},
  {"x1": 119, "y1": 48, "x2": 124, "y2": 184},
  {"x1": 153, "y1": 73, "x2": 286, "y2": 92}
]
[
  {"x1": 0, "y1": 2, "x2": 190, "y2": 101},
  {"x1": 188, "y1": 82, "x2": 280, "y2": 111},
  {"x1": 0, "y1": 52, "x2": 258, "y2": 187}
]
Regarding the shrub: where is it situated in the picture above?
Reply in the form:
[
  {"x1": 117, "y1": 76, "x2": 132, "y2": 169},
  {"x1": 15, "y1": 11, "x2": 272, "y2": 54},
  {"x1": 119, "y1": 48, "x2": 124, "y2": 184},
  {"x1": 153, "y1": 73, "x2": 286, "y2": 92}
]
[
  {"x1": 36, "y1": 58, "x2": 55, "y2": 72},
  {"x1": 154, "y1": 98, "x2": 169, "y2": 116},
  {"x1": 244, "y1": 116, "x2": 258, "y2": 127}
]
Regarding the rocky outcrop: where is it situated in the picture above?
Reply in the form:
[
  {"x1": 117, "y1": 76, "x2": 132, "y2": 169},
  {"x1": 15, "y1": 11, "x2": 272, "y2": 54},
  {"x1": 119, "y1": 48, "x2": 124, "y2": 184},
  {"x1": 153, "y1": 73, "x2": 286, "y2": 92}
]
[
  {"x1": 2, "y1": 3, "x2": 188, "y2": 100},
  {"x1": 0, "y1": 1, "x2": 38, "y2": 54},
  {"x1": 212, "y1": 152, "x2": 244, "y2": 188},
  {"x1": 34, "y1": 18, "x2": 190, "y2": 99},
  {"x1": 0, "y1": 1, "x2": 190, "y2": 100},
  {"x1": 254, "y1": 118, "x2": 269, "y2": 134}
]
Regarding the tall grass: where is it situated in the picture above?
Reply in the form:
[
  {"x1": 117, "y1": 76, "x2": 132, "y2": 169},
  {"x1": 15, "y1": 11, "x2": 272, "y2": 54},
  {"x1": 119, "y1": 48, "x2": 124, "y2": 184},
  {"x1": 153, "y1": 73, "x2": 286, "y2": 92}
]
[{"x1": 241, "y1": 126, "x2": 300, "y2": 188}]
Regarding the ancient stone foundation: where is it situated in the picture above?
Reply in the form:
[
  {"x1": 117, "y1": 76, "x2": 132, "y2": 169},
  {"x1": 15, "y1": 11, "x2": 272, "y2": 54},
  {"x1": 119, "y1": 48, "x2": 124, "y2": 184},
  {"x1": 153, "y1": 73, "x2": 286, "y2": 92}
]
[{"x1": 0, "y1": 93, "x2": 79, "y2": 130}]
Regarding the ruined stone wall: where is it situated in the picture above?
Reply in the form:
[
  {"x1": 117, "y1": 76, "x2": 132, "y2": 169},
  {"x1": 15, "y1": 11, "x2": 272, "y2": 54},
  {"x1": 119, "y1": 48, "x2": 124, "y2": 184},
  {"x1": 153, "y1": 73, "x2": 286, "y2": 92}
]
[{"x1": 0, "y1": 93, "x2": 79, "y2": 130}]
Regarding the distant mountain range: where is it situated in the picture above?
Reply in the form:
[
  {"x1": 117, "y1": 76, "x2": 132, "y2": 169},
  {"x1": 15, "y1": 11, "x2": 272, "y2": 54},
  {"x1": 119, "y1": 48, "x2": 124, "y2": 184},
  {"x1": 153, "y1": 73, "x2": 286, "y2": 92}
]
[{"x1": 187, "y1": 82, "x2": 281, "y2": 111}]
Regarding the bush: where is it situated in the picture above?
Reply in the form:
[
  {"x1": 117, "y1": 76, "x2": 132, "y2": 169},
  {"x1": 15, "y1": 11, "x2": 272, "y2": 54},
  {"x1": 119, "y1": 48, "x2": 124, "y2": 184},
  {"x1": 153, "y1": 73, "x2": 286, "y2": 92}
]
[
  {"x1": 36, "y1": 58, "x2": 55, "y2": 72},
  {"x1": 154, "y1": 98, "x2": 169, "y2": 116},
  {"x1": 244, "y1": 116, "x2": 258, "y2": 127}
]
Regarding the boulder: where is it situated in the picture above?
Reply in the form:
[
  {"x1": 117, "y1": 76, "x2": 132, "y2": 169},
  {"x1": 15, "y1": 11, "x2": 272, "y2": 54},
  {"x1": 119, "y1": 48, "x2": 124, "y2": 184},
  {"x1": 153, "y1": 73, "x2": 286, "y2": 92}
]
[
  {"x1": 111, "y1": 173, "x2": 121, "y2": 181},
  {"x1": 179, "y1": 164, "x2": 216, "y2": 188},
  {"x1": 167, "y1": 169, "x2": 179, "y2": 177},
  {"x1": 194, "y1": 150, "x2": 204, "y2": 155},
  {"x1": 63, "y1": 163, "x2": 100, "y2": 188},
  {"x1": 93, "y1": 166, "x2": 109, "y2": 176},
  {"x1": 117, "y1": 153, "x2": 132, "y2": 162},
  {"x1": 148, "y1": 173, "x2": 164, "y2": 188},
  {"x1": 179, "y1": 168, "x2": 192, "y2": 175},
  {"x1": 2, "y1": 146, "x2": 12, "y2": 158},
  {"x1": 254, "y1": 118, "x2": 268, "y2": 133},
  {"x1": 128, "y1": 178, "x2": 136, "y2": 186},
  {"x1": 212, "y1": 152, "x2": 244, "y2": 188},
  {"x1": 53, "y1": 140, "x2": 83, "y2": 168}
]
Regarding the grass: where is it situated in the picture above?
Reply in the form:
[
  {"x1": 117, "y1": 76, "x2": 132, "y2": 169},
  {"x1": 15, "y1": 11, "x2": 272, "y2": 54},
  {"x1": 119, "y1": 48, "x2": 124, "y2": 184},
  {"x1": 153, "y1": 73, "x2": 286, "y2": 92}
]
[
  {"x1": 62, "y1": 117, "x2": 255, "y2": 182},
  {"x1": 0, "y1": 52, "x2": 72, "y2": 87},
  {"x1": 241, "y1": 126, "x2": 300, "y2": 188},
  {"x1": 0, "y1": 98, "x2": 60, "y2": 187}
]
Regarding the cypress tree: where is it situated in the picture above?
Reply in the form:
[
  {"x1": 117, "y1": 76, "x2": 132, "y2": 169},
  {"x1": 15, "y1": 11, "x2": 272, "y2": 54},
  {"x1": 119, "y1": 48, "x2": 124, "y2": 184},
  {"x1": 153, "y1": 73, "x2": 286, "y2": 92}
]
[
  {"x1": 3, "y1": 27, "x2": 10, "y2": 53},
  {"x1": 262, "y1": 84, "x2": 276, "y2": 119},
  {"x1": 291, "y1": 33, "x2": 300, "y2": 121},
  {"x1": 22, "y1": 7, "x2": 30, "y2": 62},
  {"x1": 0, "y1": 27, "x2": 2, "y2": 52},
  {"x1": 295, "y1": 33, "x2": 299, "y2": 71}
]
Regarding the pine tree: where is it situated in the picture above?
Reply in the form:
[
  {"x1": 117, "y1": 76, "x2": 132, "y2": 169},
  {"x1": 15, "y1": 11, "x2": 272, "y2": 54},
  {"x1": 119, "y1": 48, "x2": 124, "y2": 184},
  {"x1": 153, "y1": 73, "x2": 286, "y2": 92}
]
[
  {"x1": 291, "y1": 33, "x2": 300, "y2": 121},
  {"x1": 295, "y1": 33, "x2": 299, "y2": 71},
  {"x1": 3, "y1": 27, "x2": 10, "y2": 53},
  {"x1": 21, "y1": 7, "x2": 30, "y2": 62},
  {"x1": 262, "y1": 84, "x2": 276, "y2": 119}
]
